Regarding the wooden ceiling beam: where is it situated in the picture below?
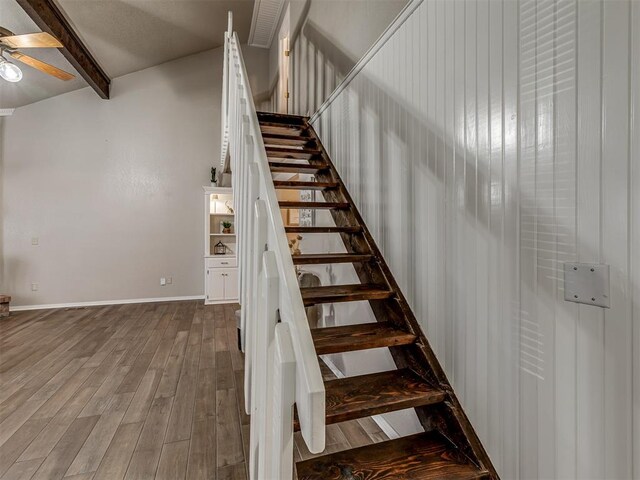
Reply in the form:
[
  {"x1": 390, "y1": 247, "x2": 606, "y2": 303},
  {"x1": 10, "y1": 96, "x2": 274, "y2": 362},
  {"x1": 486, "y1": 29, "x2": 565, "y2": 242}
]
[{"x1": 15, "y1": 0, "x2": 110, "y2": 99}]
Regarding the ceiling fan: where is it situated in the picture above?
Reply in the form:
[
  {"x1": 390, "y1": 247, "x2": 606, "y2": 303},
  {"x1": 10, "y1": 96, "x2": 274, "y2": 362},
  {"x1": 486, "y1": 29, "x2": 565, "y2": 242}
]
[{"x1": 0, "y1": 26, "x2": 75, "y2": 83}]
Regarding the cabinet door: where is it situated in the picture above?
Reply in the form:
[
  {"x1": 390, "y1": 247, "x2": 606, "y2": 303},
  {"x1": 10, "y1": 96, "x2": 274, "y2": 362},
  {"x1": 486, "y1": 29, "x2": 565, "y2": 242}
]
[
  {"x1": 223, "y1": 268, "x2": 238, "y2": 300},
  {"x1": 206, "y1": 269, "x2": 225, "y2": 302}
]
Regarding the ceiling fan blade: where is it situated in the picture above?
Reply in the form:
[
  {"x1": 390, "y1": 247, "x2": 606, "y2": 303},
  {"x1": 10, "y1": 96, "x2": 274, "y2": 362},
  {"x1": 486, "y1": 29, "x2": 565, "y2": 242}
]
[
  {"x1": 9, "y1": 52, "x2": 75, "y2": 81},
  {"x1": 0, "y1": 32, "x2": 63, "y2": 49}
]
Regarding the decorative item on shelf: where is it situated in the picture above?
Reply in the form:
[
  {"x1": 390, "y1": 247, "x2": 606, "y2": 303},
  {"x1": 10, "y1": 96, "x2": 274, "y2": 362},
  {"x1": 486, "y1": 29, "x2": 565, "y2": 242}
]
[
  {"x1": 213, "y1": 241, "x2": 227, "y2": 255},
  {"x1": 225, "y1": 200, "x2": 234, "y2": 214},
  {"x1": 221, "y1": 221, "x2": 233, "y2": 234},
  {"x1": 288, "y1": 235, "x2": 303, "y2": 256},
  {"x1": 210, "y1": 167, "x2": 217, "y2": 186}
]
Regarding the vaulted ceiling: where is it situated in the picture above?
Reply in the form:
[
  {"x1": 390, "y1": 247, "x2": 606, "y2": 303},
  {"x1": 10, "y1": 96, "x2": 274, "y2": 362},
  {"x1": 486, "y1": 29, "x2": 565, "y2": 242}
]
[
  {"x1": 56, "y1": 0, "x2": 253, "y2": 78},
  {"x1": 0, "y1": 0, "x2": 254, "y2": 108}
]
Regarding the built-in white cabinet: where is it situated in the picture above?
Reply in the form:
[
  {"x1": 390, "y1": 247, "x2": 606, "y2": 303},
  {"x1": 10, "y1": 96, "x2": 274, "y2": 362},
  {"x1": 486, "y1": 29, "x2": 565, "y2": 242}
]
[
  {"x1": 206, "y1": 267, "x2": 238, "y2": 302},
  {"x1": 203, "y1": 186, "x2": 238, "y2": 305}
]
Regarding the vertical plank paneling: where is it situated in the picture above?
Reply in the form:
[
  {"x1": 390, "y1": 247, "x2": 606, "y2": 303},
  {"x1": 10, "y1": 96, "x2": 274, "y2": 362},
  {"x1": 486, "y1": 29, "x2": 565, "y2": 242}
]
[
  {"x1": 553, "y1": 0, "x2": 578, "y2": 477},
  {"x1": 487, "y1": 0, "x2": 504, "y2": 468},
  {"x1": 601, "y1": 1, "x2": 633, "y2": 477},
  {"x1": 475, "y1": 0, "x2": 490, "y2": 439},
  {"x1": 575, "y1": 0, "x2": 605, "y2": 477},
  {"x1": 306, "y1": 0, "x2": 637, "y2": 477},
  {"x1": 632, "y1": 3, "x2": 640, "y2": 478},
  {"x1": 501, "y1": 0, "x2": 521, "y2": 475}
]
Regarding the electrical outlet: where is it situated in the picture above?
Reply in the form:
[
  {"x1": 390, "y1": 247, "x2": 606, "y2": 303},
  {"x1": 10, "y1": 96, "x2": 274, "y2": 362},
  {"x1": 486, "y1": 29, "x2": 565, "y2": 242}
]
[
  {"x1": 160, "y1": 277, "x2": 166, "y2": 286},
  {"x1": 31, "y1": 283, "x2": 38, "y2": 291},
  {"x1": 31, "y1": 237, "x2": 39, "y2": 246},
  {"x1": 166, "y1": 277, "x2": 172, "y2": 285}
]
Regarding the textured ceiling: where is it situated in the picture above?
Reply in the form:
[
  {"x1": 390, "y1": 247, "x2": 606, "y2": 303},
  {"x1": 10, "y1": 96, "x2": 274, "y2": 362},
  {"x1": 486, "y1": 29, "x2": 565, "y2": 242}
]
[
  {"x1": 56, "y1": 0, "x2": 254, "y2": 78},
  {"x1": 0, "y1": 0, "x2": 87, "y2": 109},
  {"x1": 0, "y1": 0, "x2": 254, "y2": 108}
]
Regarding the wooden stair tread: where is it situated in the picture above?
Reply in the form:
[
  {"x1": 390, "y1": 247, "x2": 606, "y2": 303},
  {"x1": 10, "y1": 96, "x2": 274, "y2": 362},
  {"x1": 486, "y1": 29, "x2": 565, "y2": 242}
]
[
  {"x1": 274, "y1": 180, "x2": 339, "y2": 190},
  {"x1": 263, "y1": 136, "x2": 314, "y2": 147},
  {"x1": 259, "y1": 124, "x2": 307, "y2": 136},
  {"x1": 267, "y1": 150, "x2": 321, "y2": 160},
  {"x1": 300, "y1": 283, "x2": 393, "y2": 305},
  {"x1": 285, "y1": 226, "x2": 362, "y2": 233},
  {"x1": 311, "y1": 322, "x2": 416, "y2": 355},
  {"x1": 292, "y1": 253, "x2": 373, "y2": 265},
  {"x1": 257, "y1": 111, "x2": 307, "y2": 126},
  {"x1": 269, "y1": 161, "x2": 328, "y2": 173},
  {"x1": 279, "y1": 201, "x2": 349, "y2": 210},
  {"x1": 295, "y1": 431, "x2": 489, "y2": 480},
  {"x1": 266, "y1": 145, "x2": 321, "y2": 154},
  {"x1": 297, "y1": 368, "x2": 445, "y2": 429}
]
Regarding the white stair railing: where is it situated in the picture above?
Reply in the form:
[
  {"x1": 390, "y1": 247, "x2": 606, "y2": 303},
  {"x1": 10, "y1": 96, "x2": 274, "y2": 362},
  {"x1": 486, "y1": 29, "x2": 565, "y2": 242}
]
[{"x1": 221, "y1": 12, "x2": 325, "y2": 480}]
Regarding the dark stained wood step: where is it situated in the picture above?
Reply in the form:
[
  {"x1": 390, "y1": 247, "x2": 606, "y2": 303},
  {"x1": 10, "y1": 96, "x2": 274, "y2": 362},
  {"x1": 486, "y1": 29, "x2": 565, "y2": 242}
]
[
  {"x1": 279, "y1": 201, "x2": 349, "y2": 210},
  {"x1": 285, "y1": 225, "x2": 362, "y2": 234},
  {"x1": 260, "y1": 124, "x2": 307, "y2": 136},
  {"x1": 262, "y1": 134, "x2": 315, "y2": 147},
  {"x1": 296, "y1": 369, "x2": 445, "y2": 429},
  {"x1": 311, "y1": 322, "x2": 417, "y2": 355},
  {"x1": 292, "y1": 253, "x2": 373, "y2": 265},
  {"x1": 266, "y1": 147, "x2": 322, "y2": 160},
  {"x1": 274, "y1": 180, "x2": 339, "y2": 190},
  {"x1": 300, "y1": 284, "x2": 393, "y2": 305},
  {"x1": 269, "y1": 161, "x2": 329, "y2": 173},
  {"x1": 257, "y1": 111, "x2": 308, "y2": 126},
  {"x1": 296, "y1": 431, "x2": 490, "y2": 480}
]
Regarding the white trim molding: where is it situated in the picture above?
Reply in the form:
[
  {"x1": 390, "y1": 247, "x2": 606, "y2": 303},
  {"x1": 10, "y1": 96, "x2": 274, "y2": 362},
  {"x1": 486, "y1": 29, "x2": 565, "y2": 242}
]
[
  {"x1": 0, "y1": 108, "x2": 14, "y2": 117},
  {"x1": 10, "y1": 295, "x2": 206, "y2": 311}
]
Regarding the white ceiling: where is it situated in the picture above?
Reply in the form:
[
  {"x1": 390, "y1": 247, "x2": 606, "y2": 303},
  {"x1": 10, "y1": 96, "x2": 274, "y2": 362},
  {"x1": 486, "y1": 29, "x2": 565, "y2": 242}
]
[
  {"x1": 0, "y1": 0, "x2": 254, "y2": 108},
  {"x1": 56, "y1": 0, "x2": 254, "y2": 78}
]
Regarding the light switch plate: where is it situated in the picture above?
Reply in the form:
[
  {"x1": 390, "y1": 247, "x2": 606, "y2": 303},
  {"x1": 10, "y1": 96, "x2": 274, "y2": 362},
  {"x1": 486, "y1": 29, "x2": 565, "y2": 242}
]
[{"x1": 564, "y1": 263, "x2": 610, "y2": 308}]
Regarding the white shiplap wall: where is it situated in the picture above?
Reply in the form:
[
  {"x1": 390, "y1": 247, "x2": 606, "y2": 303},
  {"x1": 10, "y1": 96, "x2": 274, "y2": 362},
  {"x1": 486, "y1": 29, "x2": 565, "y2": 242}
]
[{"x1": 310, "y1": 0, "x2": 640, "y2": 477}]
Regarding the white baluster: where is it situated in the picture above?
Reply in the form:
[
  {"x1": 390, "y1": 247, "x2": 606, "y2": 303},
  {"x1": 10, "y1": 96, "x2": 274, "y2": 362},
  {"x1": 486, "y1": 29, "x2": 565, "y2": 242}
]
[
  {"x1": 244, "y1": 193, "x2": 265, "y2": 415},
  {"x1": 267, "y1": 322, "x2": 296, "y2": 480},
  {"x1": 250, "y1": 249, "x2": 279, "y2": 479}
]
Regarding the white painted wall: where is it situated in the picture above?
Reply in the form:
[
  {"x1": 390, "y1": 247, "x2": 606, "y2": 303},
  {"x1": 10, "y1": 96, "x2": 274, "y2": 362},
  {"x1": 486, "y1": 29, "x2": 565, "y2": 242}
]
[
  {"x1": 311, "y1": 0, "x2": 639, "y2": 478},
  {"x1": 0, "y1": 46, "x2": 269, "y2": 307}
]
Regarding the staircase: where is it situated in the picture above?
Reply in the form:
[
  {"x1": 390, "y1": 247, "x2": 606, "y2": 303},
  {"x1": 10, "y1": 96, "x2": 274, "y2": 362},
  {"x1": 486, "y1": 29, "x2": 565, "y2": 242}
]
[{"x1": 258, "y1": 111, "x2": 498, "y2": 480}]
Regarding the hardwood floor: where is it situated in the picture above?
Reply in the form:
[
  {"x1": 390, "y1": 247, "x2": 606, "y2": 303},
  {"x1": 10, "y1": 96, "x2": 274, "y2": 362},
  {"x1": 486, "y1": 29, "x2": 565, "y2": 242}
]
[{"x1": 0, "y1": 300, "x2": 387, "y2": 480}]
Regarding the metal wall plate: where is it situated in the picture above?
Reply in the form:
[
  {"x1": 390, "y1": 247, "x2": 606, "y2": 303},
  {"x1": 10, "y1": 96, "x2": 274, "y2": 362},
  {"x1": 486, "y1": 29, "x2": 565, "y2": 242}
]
[{"x1": 563, "y1": 263, "x2": 610, "y2": 308}]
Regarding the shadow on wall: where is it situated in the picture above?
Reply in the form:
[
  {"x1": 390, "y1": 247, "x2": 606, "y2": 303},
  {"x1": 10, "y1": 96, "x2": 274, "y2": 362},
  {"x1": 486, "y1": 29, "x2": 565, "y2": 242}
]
[{"x1": 303, "y1": 1, "x2": 586, "y2": 380}]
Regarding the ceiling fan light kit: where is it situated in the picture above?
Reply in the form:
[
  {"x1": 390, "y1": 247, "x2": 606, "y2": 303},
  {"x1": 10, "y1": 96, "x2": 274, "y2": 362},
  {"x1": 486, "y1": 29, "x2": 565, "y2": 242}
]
[{"x1": 0, "y1": 56, "x2": 22, "y2": 82}]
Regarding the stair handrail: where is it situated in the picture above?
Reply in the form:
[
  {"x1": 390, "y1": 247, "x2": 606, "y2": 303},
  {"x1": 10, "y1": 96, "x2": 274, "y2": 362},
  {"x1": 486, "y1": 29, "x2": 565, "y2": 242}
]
[{"x1": 221, "y1": 13, "x2": 325, "y2": 479}]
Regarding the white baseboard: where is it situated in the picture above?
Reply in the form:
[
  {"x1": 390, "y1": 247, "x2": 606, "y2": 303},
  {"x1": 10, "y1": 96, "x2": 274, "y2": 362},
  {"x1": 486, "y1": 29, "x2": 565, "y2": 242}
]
[
  {"x1": 320, "y1": 356, "x2": 400, "y2": 440},
  {"x1": 10, "y1": 295, "x2": 206, "y2": 312}
]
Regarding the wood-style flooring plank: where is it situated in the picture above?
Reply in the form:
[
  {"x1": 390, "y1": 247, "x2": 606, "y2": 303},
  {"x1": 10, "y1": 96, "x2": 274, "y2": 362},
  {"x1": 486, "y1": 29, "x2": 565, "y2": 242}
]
[
  {"x1": 0, "y1": 457, "x2": 43, "y2": 480},
  {"x1": 123, "y1": 396, "x2": 173, "y2": 479},
  {"x1": 31, "y1": 416, "x2": 99, "y2": 480},
  {"x1": 64, "y1": 392, "x2": 134, "y2": 476},
  {"x1": 216, "y1": 389, "x2": 243, "y2": 468},
  {"x1": 92, "y1": 422, "x2": 143, "y2": 480},
  {"x1": 156, "y1": 440, "x2": 189, "y2": 480},
  {"x1": 0, "y1": 419, "x2": 49, "y2": 477}
]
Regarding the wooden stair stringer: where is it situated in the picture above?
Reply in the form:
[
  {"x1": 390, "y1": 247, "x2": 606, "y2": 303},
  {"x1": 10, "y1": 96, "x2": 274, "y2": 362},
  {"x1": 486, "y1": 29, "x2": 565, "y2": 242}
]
[{"x1": 303, "y1": 119, "x2": 499, "y2": 479}]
